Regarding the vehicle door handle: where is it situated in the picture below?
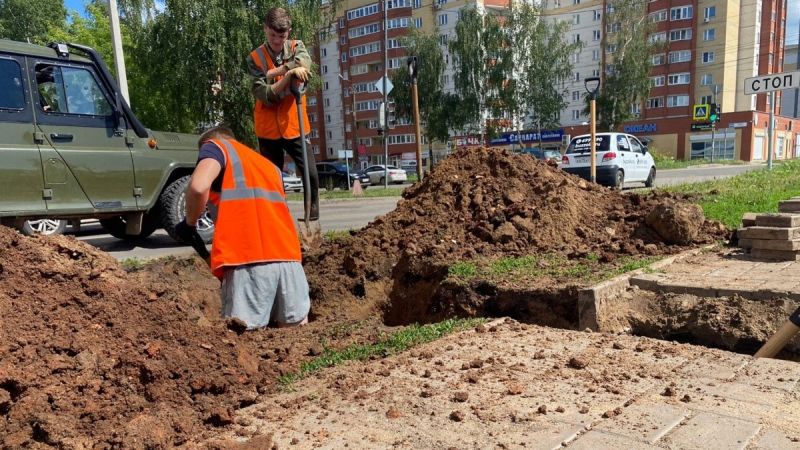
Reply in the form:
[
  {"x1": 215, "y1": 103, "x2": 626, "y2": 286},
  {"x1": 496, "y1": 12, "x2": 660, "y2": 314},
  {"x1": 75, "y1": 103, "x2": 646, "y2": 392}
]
[{"x1": 50, "y1": 133, "x2": 74, "y2": 142}]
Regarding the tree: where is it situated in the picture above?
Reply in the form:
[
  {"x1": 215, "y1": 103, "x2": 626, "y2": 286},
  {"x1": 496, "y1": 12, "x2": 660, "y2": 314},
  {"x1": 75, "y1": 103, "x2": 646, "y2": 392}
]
[
  {"x1": 447, "y1": 7, "x2": 506, "y2": 140},
  {"x1": 0, "y1": 0, "x2": 66, "y2": 44},
  {"x1": 389, "y1": 30, "x2": 449, "y2": 153},
  {"x1": 504, "y1": 2, "x2": 581, "y2": 147},
  {"x1": 592, "y1": 0, "x2": 658, "y2": 130}
]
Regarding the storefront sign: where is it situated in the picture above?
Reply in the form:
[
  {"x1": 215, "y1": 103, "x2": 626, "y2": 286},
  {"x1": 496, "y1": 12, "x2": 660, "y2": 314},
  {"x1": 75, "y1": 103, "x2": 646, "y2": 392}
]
[
  {"x1": 489, "y1": 129, "x2": 564, "y2": 145},
  {"x1": 454, "y1": 136, "x2": 482, "y2": 147},
  {"x1": 690, "y1": 122, "x2": 713, "y2": 131},
  {"x1": 729, "y1": 122, "x2": 748, "y2": 129},
  {"x1": 623, "y1": 123, "x2": 657, "y2": 133}
]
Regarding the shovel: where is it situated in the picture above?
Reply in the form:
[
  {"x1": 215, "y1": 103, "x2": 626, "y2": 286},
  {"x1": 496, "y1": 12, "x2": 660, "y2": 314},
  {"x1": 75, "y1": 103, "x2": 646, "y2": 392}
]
[
  {"x1": 754, "y1": 306, "x2": 800, "y2": 358},
  {"x1": 289, "y1": 79, "x2": 322, "y2": 251}
]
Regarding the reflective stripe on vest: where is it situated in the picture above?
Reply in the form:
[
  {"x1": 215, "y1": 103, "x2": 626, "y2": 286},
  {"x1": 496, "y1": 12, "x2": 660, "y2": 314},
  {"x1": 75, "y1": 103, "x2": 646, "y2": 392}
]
[
  {"x1": 250, "y1": 42, "x2": 310, "y2": 140},
  {"x1": 209, "y1": 138, "x2": 301, "y2": 279}
]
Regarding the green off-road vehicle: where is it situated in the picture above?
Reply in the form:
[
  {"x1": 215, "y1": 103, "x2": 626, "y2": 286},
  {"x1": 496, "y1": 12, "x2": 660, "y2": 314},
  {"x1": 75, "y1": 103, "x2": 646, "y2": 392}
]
[{"x1": 0, "y1": 39, "x2": 213, "y2": 242}]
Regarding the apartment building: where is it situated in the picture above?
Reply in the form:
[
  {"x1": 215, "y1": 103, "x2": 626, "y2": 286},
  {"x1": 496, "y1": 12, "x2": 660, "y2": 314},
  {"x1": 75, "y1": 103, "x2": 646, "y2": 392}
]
[
  {"x1": 306, "y1": 0, "x2": 508, "y2": 168},
  {"x1": 781, "y1": 43, "x2": 799, "y2": 119}
]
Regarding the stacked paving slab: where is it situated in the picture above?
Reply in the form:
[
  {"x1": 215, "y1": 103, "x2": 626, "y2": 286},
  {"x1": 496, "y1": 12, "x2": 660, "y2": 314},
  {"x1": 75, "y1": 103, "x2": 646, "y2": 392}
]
[{"x1": 738, "y1": 199, "x2": 800, "y2": 260}]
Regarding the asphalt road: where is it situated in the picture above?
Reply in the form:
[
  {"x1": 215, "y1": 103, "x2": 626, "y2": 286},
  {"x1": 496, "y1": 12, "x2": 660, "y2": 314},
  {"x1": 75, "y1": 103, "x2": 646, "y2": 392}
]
[{"x1": 75, "y1": 163, "x2": 762, "y2": 261}]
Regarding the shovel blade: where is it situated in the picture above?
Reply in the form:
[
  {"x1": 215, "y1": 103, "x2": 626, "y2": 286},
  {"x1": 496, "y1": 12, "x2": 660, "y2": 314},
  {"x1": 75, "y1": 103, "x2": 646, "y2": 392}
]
[{"x1": 298, "y1": 218, "x2": 323, "y2": 251}]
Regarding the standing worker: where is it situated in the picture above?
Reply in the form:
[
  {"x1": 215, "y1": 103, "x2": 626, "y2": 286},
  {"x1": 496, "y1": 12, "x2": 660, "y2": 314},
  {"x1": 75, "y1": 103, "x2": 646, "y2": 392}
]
[
  {"x1": 176, "y1": 126, "x2": 310, "y2": 330},
  {"x1": 247, "y1": 7, "x2": 319, "y2": 221}
]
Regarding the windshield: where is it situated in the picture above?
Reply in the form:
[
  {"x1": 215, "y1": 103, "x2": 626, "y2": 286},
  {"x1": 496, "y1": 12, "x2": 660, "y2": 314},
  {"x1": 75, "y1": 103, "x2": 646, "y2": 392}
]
[{"x1": 566, "y1": 136, "x2": 610, "y2": 154}]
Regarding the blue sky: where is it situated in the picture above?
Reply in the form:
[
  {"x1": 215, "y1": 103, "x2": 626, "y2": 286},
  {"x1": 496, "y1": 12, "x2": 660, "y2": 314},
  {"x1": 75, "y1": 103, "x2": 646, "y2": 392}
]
[{"x1": 64, "y1": 0, "x2": 86, "y2": 14}]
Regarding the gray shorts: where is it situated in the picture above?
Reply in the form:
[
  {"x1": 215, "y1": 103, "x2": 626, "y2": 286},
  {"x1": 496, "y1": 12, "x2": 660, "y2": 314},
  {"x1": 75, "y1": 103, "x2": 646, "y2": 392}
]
[{"x1": 220, "y1": 261, "x2": 310, "y2": 329}]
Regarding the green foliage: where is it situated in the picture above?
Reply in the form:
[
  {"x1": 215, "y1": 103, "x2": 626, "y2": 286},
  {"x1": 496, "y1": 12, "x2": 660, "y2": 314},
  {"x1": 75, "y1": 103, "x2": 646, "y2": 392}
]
[
  {"x1": 0, "y1": 0, "x2": 66, "y2": 44},
  {"x1": 592, "y1": 0, "x2": 660, "y2": 131},
  {"x1": 120, "y1": 257, "x2": 146, "y2": 271},
  {"x1": 278, "y1": 318, "x2": 484, "y2": 386},
  {"x1": 666, "y1": 161, "x2": 800, "y2": 228},
  {"x1": 323, "y1": 229, "x2": 352, "y2": 242},
  {"x1": 390, "y1": 30, "x2": 449, "y2": 147},
  {"x1": 448, "y1": 262, "x2": 477, "y2": 278}
]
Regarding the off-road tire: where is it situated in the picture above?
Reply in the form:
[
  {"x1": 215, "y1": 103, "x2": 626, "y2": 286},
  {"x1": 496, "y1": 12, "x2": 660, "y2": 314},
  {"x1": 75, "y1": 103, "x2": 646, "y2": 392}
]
[
  {"x1": 19, "y1": 219, "x2": 67, "y2": 236},
  {"x1": 614, "y1": 170, "x2": 625, "y2": 190},
  {"x1": 645, "y1": 167, "x2": 656, "y2": 188},
  {"x1": 159, "y1": 175, "x2": 215, "y2": 244},
  {"x1": 99, "y1": 213, "x2": 159, "y2": 241}
]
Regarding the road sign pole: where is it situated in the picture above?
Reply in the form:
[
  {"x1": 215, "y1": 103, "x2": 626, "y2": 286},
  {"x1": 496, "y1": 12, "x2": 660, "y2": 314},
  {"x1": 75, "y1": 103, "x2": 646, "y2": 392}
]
[
  {"x1": 590, "y1": 97, "x2": 597, "y2": 183},
  {"x1": 382, "y1": 0, "x2": 389, "y2": 189},
  {"x1": 767, "y1": 90, "x2": 775, "y2": 170}
]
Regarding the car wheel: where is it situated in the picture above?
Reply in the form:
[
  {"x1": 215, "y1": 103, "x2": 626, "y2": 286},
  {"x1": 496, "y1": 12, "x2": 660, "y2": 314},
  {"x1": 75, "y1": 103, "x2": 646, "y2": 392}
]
[
  {"x1": 19, "y1": 219, "x2": 67, "y2": 236},
  {"x1": 160, "y1": 175, "x2": 215, "y2": 244},
  {"x1": 99, "y1": 213, "x2": 159, "y2": 241},
  {"x1": 614, "y1": 170, "x2": 625, "y2": 190},
  {"x1": 379, "y1": 176, "x2": 385, "y2": 185},
  {"x1": 645, "y1": 167, "x2": 656, "y2": 188}
]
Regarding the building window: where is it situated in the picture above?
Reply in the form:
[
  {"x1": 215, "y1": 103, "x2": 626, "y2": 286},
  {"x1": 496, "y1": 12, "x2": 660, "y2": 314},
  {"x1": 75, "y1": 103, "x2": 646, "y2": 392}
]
[
  {"x1": 593, "y1": 10, "x2": 601, "y2": 21},
  {"x1": 704, "y1": 6, "x2": 716, "y2": 19},
  {"x1": 387, "y1": 17, "x2": 411, "y2": 29},
  {"x1": 703, "y1": 29, "x2": 716, "y2": 41},
  {"x1": 341, "y1": 53, "x2": 347, "y2": 62},
  {"x1": 651, "y1": 75, "x2": 665, "y2": 87},
  {"x1": 323, "y1": 65, "x2": 328, "y2": 74},
  {"x1": 606, "y1": 44, "x2": 618, "y2": 53},
  {"x1": 322, "y1": 48, "x2": 327, "y2": 57},
  {"x1": 415, "y1": 17, "x2": 422, "y2": 28},
  {"x1": 413, "y1": 0, "x2": 421, "y2": 8},
  {"x1": 702, "y1": 51, "x2": 714, "y2": 63},
  {"x1": 324, "y1": 81, "x2": 329, "y2": 90},
  {"x1": 670, "y1": 28, "x2": 692, "y2": 41},
  {"x1": 592, "y1": 69, "x2": 600, "y2": 77},
  {"x1": 386, "y1": 0, "x2": 411, "y2": 9},
  {"x1": 571, "y1": 110, "x2": 581, "y2": 120},
  {"x1": 645, "y1": 97, "x2": 664, "y2": 109},
  {"x1": 667, "y1": 72, "x2": 690, "y2": 85},
  {"x1": 327, "y1": 131, "x2": 332, "y2": 139},
  {"x1": 631, "y1": 103, "x2": 641, "y2": 115},
  {"x1": 348, "y1": 23, "x2": 380, "y2": 39},
  {"x1": 326, "y1": 114, "x2": 331, "y2": 123},
  {"x1": 346, "y1": 3, "x2": 379, "y2": 20},
  {"x1": 652, "y1": 53, "x2": 665, "y2": 65},
  {"x1": 700, "y1": 95, "x2": 712, "y2": 105},
  {"x1": 573, "y1": 71, "x2": 580, "y2": 82},
  {"x1": 573, "y1": 0, "x2": 580, "y2": 4},
  {"x1": 649, "y1": 32, "x2": 667, "y2": 43},
  {"x1": 572, "y1": 90, "x2": 580, "y2": 101},
  {"x1": 606, "y1": 22, "x2": 621, "y2": 33},
  {"x1": 593, "y1": 30, "x2": 601, "y2": 41},
  {"x1": 670, "y1": 5, "x2": 692, "y2": 20},
  {"x1": 592, "y1": 49, "x2": 600, "y2": 61},
  {"x1": 701, "y1": 74, "x2": 713, "y2": 85},
  {"x1": 325, "y1": 97, "x2": 331, "y2": 107},
  {"x1": 572, "y1": 33, "x2": 581, "y2": 43},
  {"x1": 387, "y1": 38, "x2": 404, "y2": 49},
  {"x1": 667, "y1": 95, "x2": 690, "y2": 107},
  {"x1": 307, "y1": 96, "x2": 317, "y2": 106},
  {"x1": 438, "y1": 14, "x2": 448, "y2": 25},
  {"x1": 668, "y1": 50, "x2": 691, "y2": 63},
  {"x1": 439, "y1": 34, "x2": 448, "y2": 45},
  {"x1": 650, "y1": 10, "x2": 667, "y2": 22},
  {"x1": 350, "y1": 42, "x2": 381, "y2": 56},
  {"x1": 573, "y1": 14, "x2": 580, "y2": 24}
]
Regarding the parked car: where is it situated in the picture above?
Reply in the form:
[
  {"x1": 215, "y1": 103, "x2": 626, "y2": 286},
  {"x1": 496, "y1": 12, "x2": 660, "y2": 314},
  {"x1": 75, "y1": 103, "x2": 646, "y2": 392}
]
[
  {"x1": 316, "y1": 162, "x2": 371, "y2": 190},
  {"x1": 362, "y1": 165, "x2": 408, "y2": 184},
  {"x1": 523, "y1": 147, "x2": 562, "y2": 162},
  {"x1": 282, "y1": 171, "x2": 303, "y2": 193},
  {"x1": 560, "y1": 132, "x2": 656, "y2": 189},
  {"x1": 0, "y1": 39, "x2": 213, "y2": 242}
]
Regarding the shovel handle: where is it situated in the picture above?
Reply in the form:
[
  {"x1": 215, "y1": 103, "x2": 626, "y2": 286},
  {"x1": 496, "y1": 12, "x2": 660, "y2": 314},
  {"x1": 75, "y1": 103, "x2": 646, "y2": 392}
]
[
  {"x1": 754, "y1": 306, "x2": 800, "y2": 358},
  {"x1": 289, "y1": 79, "x2": 307, "y2": 104}
]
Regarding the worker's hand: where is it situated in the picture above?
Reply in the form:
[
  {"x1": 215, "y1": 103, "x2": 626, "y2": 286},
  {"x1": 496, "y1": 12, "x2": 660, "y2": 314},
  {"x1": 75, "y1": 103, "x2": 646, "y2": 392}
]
[
  {"x1": 175, "y1": 219, "x2": 211, "y2": 259},
  {"x1": 288, "y1": 67, "x2": 310, "y2": 82}
]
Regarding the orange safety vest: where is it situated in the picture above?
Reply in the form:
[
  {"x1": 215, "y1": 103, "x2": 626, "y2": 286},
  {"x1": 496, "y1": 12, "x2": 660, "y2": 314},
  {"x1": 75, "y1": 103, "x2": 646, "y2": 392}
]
[
  {"x1": 207, "y1": 138, "x2": 301, "y2": 279},
  {"x1": 250, "y1": 42, "x2": 310, "y2": 140}
]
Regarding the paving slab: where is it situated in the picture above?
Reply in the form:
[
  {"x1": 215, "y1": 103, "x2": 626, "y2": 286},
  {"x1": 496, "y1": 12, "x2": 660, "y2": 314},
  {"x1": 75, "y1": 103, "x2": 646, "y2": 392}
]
[
  {"x1": 755, "y1": 214, "x2": 800, "y2": 228},
  {"x1": 753, "y1": 429, "x2": 800, "y2": 450},
  {"x1": 214, "y1": 320, "x2": 800, "y2": 449}
]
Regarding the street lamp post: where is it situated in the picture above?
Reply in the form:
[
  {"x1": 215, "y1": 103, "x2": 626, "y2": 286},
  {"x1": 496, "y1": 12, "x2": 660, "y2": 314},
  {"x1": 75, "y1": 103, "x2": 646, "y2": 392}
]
[
  {"x1": 584, "y1": 77, "x2": 600, "y2": 183},
  {"x1": 710, "y1": 84, "x2": 720, "y2": 162}
]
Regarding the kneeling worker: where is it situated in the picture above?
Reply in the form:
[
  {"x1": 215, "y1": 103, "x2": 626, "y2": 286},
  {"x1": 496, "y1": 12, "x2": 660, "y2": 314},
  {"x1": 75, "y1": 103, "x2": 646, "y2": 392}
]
[{"x1": 177, "y1": 125, "x2": 309, "y2": 329}]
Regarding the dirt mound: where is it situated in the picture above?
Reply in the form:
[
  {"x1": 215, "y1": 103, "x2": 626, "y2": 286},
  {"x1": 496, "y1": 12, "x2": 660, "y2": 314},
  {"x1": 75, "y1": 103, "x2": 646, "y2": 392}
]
[
  {"x1": 0, "y1": 227, "x2": 268, "y2": 447},
  {"x1": 306, "y1": 147, "x2": 726, "y2": 323}
]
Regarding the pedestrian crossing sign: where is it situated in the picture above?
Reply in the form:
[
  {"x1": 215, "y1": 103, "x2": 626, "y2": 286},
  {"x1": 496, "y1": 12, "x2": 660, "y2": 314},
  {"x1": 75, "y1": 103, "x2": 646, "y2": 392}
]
[{"x1": 693, "y1": 104, "x2": 710, "y2": 121}]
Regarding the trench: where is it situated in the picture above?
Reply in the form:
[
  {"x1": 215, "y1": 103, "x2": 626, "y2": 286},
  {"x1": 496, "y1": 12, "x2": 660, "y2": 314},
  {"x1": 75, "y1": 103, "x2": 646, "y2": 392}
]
[{"x1": 381, "y1": 254, "x2": 800, "y2": 361}]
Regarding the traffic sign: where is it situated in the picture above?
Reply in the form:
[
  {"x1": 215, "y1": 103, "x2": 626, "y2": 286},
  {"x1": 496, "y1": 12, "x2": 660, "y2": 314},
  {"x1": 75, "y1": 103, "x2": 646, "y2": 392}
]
[
  {"x1": 375, "y1": 76, "x2": 394, "y2": 95},
  {"x1": 693, "y1": 104, "x2": 709, "y2": 121},
  {"x1": 744, "y1": 71, "x2": 800, "y2": 95}
]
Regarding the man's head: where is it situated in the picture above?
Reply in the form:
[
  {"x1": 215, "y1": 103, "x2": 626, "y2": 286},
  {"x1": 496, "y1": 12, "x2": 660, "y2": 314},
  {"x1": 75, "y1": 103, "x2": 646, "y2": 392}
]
[
  {"x1": 263, "y1": 7, "x2": 292, "y2": 53},
  {"x1": 198, "y1": 125, "x2": 236, "y2": 149}
]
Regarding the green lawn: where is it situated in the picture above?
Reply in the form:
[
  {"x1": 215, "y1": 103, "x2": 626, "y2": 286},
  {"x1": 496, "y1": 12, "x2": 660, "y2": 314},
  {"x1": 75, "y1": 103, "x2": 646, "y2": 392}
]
[
  {"x1": 665, "y1": 160, "x2": 800, "y2": 228},
  {"x1": 655, "y1": 158, "x2": 747, "y2": 170},
  {"x1": 286, "y1": 186, "x2": 405, "y2": 201}
]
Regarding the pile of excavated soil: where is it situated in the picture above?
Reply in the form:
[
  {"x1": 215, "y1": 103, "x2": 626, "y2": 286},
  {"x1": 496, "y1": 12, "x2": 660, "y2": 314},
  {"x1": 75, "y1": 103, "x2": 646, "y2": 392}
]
[
  {"x1": 306, "y1": 147, "x2": 727, "y2": 323},
  {"x1": 0, "y1": 227, "x2": 372, "y2": 448}
]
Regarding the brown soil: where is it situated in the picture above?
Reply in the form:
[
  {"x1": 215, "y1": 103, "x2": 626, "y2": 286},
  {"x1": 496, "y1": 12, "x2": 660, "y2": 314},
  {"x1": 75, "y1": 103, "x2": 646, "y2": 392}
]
[
  {"x1": 0, "y1": 147, "x2": 729, "y2": 447},
  {"x1": 306, "y1": 147, "x2": 727, "y2": 325}
]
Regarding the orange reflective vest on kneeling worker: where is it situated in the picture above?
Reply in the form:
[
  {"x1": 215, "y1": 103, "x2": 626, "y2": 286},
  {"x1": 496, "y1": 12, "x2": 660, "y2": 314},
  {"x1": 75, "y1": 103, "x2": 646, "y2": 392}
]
[
  {"x1": 207, "y1": 138, "x2": 301, "y2": 279},
  {"x1": 250, "y1": 42, "x2": 310, "y2": 140}
]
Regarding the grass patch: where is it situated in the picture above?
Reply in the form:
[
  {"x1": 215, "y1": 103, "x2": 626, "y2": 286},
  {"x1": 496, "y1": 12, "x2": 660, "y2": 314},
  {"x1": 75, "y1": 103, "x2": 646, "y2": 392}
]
[
  {"x1": 286, "y1": 186, "x2": 405, "y2": 201},
  {"x1": 278, "y1": 317, "x2": 484, "y2": 387},
  {"x1": 665, "y1": 160, "x2": 800, "y2": 228},
  {"x1": 324, "y1": 229, "x2": 352, "y2": 242},
  {"x1": 120, "y1": 257, "x2": 146, "y2": 272},
  {"x1": 655, "y1": 158, "x2": 745, "y2": 170},
  {"x1": 449, "y1": 261, "x2": 477, "y2": 278}
]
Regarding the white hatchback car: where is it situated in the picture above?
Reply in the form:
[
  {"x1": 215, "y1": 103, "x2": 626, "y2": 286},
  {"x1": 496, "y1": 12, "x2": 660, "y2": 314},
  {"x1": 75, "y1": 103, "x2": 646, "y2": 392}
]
[{"x1": 560, "y1": 132, "x2": 656, "y2": 189}]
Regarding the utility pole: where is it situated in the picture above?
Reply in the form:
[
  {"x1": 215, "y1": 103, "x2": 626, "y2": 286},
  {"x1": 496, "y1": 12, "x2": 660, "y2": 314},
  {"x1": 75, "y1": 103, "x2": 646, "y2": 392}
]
[
  {"x1": 768, "y1": 90, "x2": 775, "y2": 170},
  {"x1": 108, "y1": 0, "x2": 130, "y2": 104},
  {"x1": 382, "y1": 0, "x2": 389, "y2": 189}
]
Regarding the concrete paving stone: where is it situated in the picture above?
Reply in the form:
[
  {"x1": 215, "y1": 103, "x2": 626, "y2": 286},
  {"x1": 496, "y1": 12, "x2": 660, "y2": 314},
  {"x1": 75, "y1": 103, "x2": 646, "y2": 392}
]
[
  {"x1": 662, "y1": 411, "x2": 761, "y2": 450},
  {"x1": 678, "y1": 354, "x2": 749, "y2": 381},
  {"x1": 593, "y1": 403, "x2": 689, "y2": 444},
  {"x1": 656, "y1": 282, "x2": 719, "y2": 297},
  {"x1": 778, "y1": 200, "x2": 800, "y2": 213},
  {"x1": 742, "y1": 213, "x2": 758, "y2": 227},
  {"x1": 748, "y1": 239, "x2": 800, "y2": 252},
  {"x1": 739, "y1": 227, "x2": 800, "y2": 241},
  {"x1": 751, "y1": 248, "x2": 800, "y2": 262},
  {"x1": 753, "y1": 429, "x2": 800, "y2": 450},
  {"x1": 565, "y1": 430, "x2": 662, "y2": 449},
  {"x1": 628, "y1": 274, "x2": 664, "y2": 291},
  {"x1": 755, "y1": 214, "x2": 800, "y2": 228},
  {"x1": 523, "y1": 421, "x2": 586, "y2": 450}
]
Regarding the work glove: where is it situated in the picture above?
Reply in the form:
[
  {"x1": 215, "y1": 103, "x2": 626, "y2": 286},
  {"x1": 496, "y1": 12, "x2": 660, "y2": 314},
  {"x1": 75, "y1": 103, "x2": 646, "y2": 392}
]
[
  {"x1": 288, "y1": 67, "x2": 310, "y2": 82},
  {"x1": 175, "y1": 219, "x2": 211, "y2": 260}
]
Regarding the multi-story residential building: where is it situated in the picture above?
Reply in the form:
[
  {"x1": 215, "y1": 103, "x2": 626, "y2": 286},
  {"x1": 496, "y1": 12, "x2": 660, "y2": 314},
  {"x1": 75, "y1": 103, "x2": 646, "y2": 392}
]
[
  {"x1": 781, "y1": 43, "x2": 799, "y2": 118},
  {"x1": 307, "y1": 0, "x2": 509, "y2": 169}
]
